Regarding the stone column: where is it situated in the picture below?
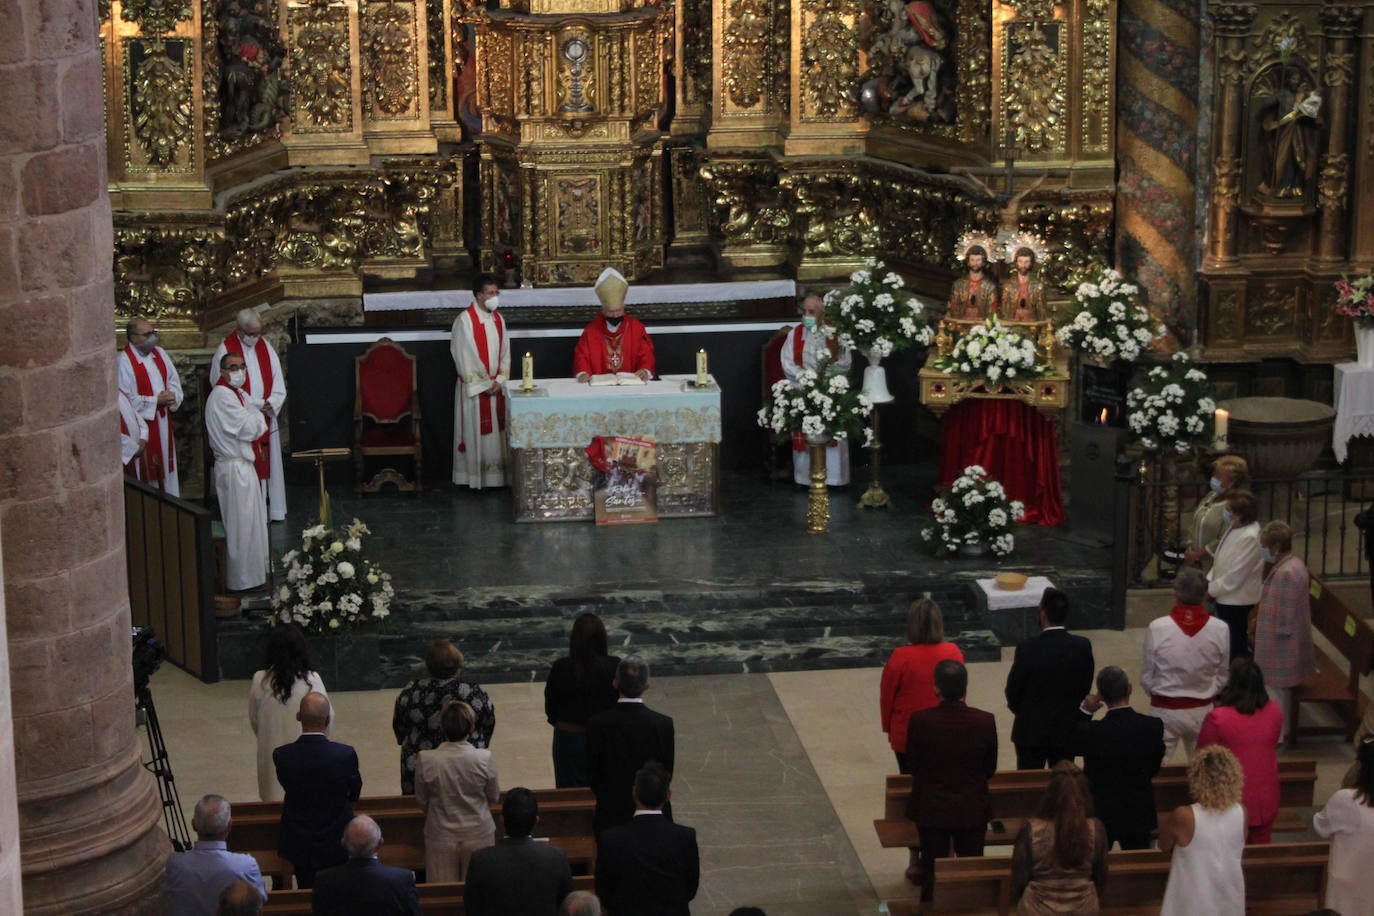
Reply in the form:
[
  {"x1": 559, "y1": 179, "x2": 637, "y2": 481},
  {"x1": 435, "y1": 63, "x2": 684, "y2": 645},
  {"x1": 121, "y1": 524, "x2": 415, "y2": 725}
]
[
  {"x1": 0, "y1": 0, "x2": 169, "y2": 910},
  {"x1": 0, "y1": 526, "x2": 22, "y2": 912}
]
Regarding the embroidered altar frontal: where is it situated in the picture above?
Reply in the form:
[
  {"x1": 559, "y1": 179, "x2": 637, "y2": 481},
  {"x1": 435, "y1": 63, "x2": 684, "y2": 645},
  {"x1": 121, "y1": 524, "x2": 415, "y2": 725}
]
[{"x1": 506, "y1": 376, "x2": 722, "y2": 522}]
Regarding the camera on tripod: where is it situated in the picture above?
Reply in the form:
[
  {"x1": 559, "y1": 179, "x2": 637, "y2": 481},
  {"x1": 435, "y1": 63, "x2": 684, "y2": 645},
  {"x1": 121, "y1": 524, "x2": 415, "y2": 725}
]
[
  {"x1": 132, "y1": 625, "x2": 165, "y2": 698},
  {"x1": 131, "y1": 625, "x2": 191, "y2": 850}
]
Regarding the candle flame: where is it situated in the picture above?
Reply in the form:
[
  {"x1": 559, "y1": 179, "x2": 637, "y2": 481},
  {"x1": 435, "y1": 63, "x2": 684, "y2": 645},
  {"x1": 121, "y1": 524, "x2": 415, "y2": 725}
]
[{"x1": 1098, "y1": 408, "x2": 1108, "y2": 424}]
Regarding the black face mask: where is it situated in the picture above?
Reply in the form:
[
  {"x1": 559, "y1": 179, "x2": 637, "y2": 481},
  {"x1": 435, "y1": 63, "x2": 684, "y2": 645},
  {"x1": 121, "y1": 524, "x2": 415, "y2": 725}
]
[{"x1": 605, "y1": 316, "x2": 622, "y2": 332}]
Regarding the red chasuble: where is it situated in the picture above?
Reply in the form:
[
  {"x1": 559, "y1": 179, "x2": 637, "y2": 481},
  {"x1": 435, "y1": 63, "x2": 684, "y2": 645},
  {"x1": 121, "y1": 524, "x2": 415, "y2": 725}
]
[{"x1": 572, "y1": 315, "x2": 656, "y2": 377}]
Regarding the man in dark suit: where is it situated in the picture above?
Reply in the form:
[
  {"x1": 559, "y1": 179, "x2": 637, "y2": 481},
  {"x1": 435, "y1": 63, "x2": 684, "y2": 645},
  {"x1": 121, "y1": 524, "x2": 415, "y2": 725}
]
[
  {"x1": 466, "y1": 787, "x2": 573, "y2": 916},
  {"x1": 586, "y1": 655, "x2": 675, "y2": 836},
  {"x1": 311, "y1": 816, "x2": 419, "y2": 915},
  {"x1": 1004, "y1": 587, "x2": 1095, "y2": 769},
  {"x1": 1070, "y1": 666, "x2": 1166, "y2": 850},
  {"x1": 274, "y1": 692, "x2": 363, "y2": 888},
  {"x1": 595, "y1": 763, "x2": 699, "y2": 916},
  {"x1": 906, "y1": 659, "x2": 998, "y2": 903}
]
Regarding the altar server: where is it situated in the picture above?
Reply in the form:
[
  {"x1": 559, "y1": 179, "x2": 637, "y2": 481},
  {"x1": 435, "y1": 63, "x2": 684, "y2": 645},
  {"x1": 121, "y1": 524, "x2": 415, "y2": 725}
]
[
  {"x1": 119, "y1": 317, "x2": 184, "y2": 495},
  {"x1": 451, "y1": 273, "x2": 511, "y2": 489},
  {"x1": 781, "y1": 294, "x2": 851, "y2": 486},
  {"x1": 212, "y1": 309, "x2": 288, "y2": 521},
  {"x1": 573, "y1": 268, "x2": 656, "y2": 381},
  {"x1": 117, "y1": 388, "x2": 148, "y2": 478},
  {"x1": 207, "y1": 352, "x2": 270, "y2": 591}
]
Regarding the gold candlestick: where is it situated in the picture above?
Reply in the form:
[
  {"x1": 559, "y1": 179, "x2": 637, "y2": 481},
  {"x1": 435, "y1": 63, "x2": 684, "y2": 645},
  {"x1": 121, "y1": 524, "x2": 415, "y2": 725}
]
[{"x1": 859, "y1": 408, "x2": 890, "y2": 509}]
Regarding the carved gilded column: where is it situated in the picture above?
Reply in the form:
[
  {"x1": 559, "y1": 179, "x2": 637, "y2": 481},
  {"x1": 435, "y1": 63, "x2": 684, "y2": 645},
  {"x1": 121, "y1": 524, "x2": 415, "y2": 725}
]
[
  {"x1": 1205, "y1": 3, "x2": 1256, "y2": 269},
  {"x1": 1314, "y1": 3, "x2": 1361, "y2": 264},
  {"x1": 708, "y1": 0, "x2": 788, "y2": 148},
  {"x1": 785, "y1": 0, "x2": 865, "y2": 156}
]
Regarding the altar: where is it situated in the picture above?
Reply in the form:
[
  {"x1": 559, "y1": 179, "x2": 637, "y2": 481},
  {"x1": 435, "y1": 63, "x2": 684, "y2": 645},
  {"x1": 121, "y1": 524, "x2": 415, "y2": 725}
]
[{"x1": 505, "y1": 375, "x2": 722, "y2": 522}]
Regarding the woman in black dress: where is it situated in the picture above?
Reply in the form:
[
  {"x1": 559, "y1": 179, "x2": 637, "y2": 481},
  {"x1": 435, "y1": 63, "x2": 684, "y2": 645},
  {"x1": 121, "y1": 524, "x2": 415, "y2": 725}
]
[{"x1": 544, "y1": 613, "x2": 620, "y2": 787}]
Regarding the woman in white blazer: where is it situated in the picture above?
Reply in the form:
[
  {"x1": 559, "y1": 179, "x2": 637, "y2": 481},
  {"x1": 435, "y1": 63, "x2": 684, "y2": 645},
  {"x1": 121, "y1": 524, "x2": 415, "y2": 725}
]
[
  {"x1": 248, "y1": 624, "x2": 328, "y2": 801},
  {"x1": 1207, "y1": 489, "x2": 1264, "y2": 662}
]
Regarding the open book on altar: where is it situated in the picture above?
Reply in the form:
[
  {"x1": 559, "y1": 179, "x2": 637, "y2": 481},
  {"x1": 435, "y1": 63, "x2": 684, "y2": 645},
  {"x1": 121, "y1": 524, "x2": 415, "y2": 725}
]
[{"x1": 589, "y1": 372, "x2": 646, "y2": 387}]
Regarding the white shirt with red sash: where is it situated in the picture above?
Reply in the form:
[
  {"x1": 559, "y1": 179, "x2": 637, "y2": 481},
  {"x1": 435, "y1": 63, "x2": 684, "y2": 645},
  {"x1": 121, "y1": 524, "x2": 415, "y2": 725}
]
[
  {"x1": 118, "y1": 344, "x2": 184, "y2": 496},
  {"x1": 450, "y1": 303, "x2": 511, "y2": 488},
  {"x1": 212, "y1": 330, "x2": 288, "y2": 520},
  {"x1": 206, "y1": 379, "x2": 270, "y2": 591},
  {"x1": 779, "y1": 323, "x2": 852, "y2": 486}
]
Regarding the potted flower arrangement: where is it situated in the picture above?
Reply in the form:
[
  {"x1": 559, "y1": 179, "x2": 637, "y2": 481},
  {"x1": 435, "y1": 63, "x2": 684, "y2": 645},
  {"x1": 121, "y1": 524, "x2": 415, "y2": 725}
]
[
  {"x1": 932, "y1": 316, "x2": 1051, "y2": 384},
  {"x1": 824, "y1": 258, "x2": 933, "y2": 403},
  {"x1": 1335, "y1": 272, "x2": 1374, "y2": 367},
  {"x1": 1125, "y1": 352, "x2": 1217, "y2": 455},
  {"x1": 273, "y1": 518, "x2": 395, "y2": 633},
  {"x1": 921, "y1": 465, "x2": 1025, "y2": 558},
  {"x1": 1055, "y1": 267, "x2": 1164, "y2": 365}
]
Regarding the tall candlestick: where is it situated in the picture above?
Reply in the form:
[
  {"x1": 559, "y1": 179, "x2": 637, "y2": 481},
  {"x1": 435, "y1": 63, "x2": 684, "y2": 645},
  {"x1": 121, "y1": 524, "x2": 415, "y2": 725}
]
[
  {"x1": 1214, "y1": 408, "x2": 1229, "y2": 448},
  {"x1": 522, "y1": 351, "x2": 534, "y2": 390},
  {"x1": 696, "y1": 348, "x2": 708, "y2": 387}
]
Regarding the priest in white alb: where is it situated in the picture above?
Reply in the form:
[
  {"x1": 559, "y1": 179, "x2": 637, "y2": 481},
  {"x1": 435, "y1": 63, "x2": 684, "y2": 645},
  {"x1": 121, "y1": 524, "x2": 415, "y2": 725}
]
[
  {"x1": 781, "y1": 294, "x2": 852, "y2": 486},
  {"x1": 451, "y1": 273, "x2": 510, "y2": 488},
  {"x1": 212, "y1": 308, "x2": 288, "y2": 521},
  {"x1": 206, "y1": 352, "x2": 270, "y2": 591},
  {"x1": 118, "y1": 317, "x2": 184, "y2": 495},
  {"x1": 117, "y1": 388, "x2": 148, "y2": 478}
]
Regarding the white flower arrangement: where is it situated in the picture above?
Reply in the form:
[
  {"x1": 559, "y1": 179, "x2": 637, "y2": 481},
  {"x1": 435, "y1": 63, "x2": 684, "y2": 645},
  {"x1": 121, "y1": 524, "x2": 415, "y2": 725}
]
[
  {"x1": 1055, "y1": 267, "x2": 1165, "y2": 363},
  {"x1": 273, "y1": 518, "x2": 394, "y2": 634},
  {"x1": 932, "y1": 316, "x2": 1051, "y2": 383},
  {"x1": 756, "y1": 358, "x2": 874, "y2": 444},
  {"x1": 1125, "y1": 352, "x2": 1217, "y2": 455},
  {"x1": 921, "y1": 465, "x2": 1025, "y2": 558},
  {"x1": 824, "y1": 258, "x2": 933, "y2": 360}
]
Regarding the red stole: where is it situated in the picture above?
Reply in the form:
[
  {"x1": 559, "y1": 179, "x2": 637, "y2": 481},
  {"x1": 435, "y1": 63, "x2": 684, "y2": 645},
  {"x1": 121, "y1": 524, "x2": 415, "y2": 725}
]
[
  {"x1": 1169, "y1": 603, "x2": 1210, "y2": 638},
  {"x1": 214, "y1": 378, "x2": 270, "y2": 478},
  {"x1": 123, "y1": 346, "x2": 176, "y2": 488},
  {"x1": 465, "y1": 304, "x2": 506, "y2": 443},
  {"x1": 223, "y1": 332, "x2": 275, "y2": 476}
]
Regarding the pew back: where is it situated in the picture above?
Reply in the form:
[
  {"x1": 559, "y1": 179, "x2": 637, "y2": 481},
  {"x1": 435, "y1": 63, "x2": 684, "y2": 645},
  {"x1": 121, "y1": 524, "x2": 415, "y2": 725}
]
[{"x1": 262, "y1": 874, "x2": 596, "y2": 915}]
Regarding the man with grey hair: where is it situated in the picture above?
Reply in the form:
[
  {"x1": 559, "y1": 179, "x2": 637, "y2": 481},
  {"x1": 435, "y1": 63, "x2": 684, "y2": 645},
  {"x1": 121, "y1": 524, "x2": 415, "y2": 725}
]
[
  {"x1": 779, "y1": 293, "x2": 852, "y2": 486},
  {"x1": 1140, "y1": 566, "x2": 1231, "y2": 761},
  {"x1": 162, "y1": 794, "x2": 267, "y2": 916},
  {"x1": 312, "y1": 816, "x2": 420, "y2": 915},
  {"x1": 212, "y1": 307, "x2": 288, "y2": 520},
  {"x1": 560, "y1": 890, "x2": 603, "y2": 916},
  {"x1": 216, "y1": 880, "x2": 264, "y2": 916},
  {"x1": 586, "y1": 655, "x2": 675, "y2": 836}
]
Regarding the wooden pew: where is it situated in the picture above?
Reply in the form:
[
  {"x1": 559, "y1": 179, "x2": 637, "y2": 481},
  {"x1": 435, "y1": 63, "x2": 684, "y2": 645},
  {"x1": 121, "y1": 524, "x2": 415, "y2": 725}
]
[
  {"x1": 229, "y1": 788, "x2": 595, "y2": 887},
  {"x1": 873, "y1": 759, "x2": 1317, "y2": 850},
  {"x1": 1293, "y1": 576, "x2": 1374, "y2": 744},
  {"x1": 884, "y1": 841, "x2": 1329, "y2": 915},
  {"x1": 262, "y1": 873, "x2": 596, "y2": 915}
]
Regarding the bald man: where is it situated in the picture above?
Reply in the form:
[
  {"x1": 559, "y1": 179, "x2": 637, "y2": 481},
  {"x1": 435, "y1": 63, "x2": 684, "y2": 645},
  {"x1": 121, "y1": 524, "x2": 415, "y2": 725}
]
[
  {"x1": 118, "y1": 316, "x2": 184, "y2": 494},
  {"x1": 273, "y1": 693, "x2": 362, "y2": 888},
  {"x1": 211, "y1": 308, "x2": 287, "y2": 520},
  {"x1": 313, "y1": 816, "x2": 420, "y2": 916}
]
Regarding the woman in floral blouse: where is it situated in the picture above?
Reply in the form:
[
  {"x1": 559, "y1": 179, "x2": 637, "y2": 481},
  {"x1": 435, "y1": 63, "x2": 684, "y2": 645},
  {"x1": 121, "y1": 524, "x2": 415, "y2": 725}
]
[{"x1": 392, "y1": 639, "x2": 495, "y2": 794}]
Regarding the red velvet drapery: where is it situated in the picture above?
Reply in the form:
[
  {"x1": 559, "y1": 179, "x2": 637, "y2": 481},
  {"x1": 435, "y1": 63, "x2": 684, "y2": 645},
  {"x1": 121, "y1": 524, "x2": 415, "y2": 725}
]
[{"x1": 937, "y1": 400, "x2": 1064, "y2": 526}]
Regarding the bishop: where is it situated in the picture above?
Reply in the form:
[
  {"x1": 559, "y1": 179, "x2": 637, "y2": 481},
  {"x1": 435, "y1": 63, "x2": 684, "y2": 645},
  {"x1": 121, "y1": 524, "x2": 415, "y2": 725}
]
[{"x1": 573, "y1": 268, "x2": 656, "y2": 381}]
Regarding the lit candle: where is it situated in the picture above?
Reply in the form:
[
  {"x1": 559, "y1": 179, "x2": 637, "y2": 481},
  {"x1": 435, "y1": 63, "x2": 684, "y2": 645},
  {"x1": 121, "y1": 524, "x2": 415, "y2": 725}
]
[
  {"x1": 522, "y1": 352, "x2": 534, "y2": 390},
  {"x1": 1214, "y1": 408, "x2": 1229, "y2": 448},
  {"x1": 696, "y1": 348, "x2": 708, "y2": 388}
]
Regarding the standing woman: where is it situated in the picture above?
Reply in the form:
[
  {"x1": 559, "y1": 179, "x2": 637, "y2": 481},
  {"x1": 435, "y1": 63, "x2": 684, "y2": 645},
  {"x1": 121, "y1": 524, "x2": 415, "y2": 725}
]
[
  {"x1": 1186, "y1": 455, "x2": 1249, "y2": 572},
  {"x1": 393, "y1": 639, "x2": 496, "y2": 794},
  {"x1": 880, "y1": 598, "x2": 965, "y2": 774},
  {"x1": 248, "y1": 624, "x2": 327, "y2": 801},
  {"x1": 1250, "y1": 521, "x2": 1316, "y2": 744},
  {"x1": 544, "y1": 613, "x2": 621, "y2": 788},
  {"x1": 1158, "y1": 745, "x2": 1247, "y2": 916},
  {"x1": 1207, "y1": 489, "x2": 1264, "y2": 660},
  {"x1": 1011, "y1": 761, "x2": 1109, "y2": 915},
  {"x1": 1198, "y1": 657, "x2": 1282, "y2": 843},
  {"x1": 415, "y1": 701, "x2": 500, "y2": 882},
  {"x1": 1314, "y1": 737, "x2": 1374, "y2": 916}
]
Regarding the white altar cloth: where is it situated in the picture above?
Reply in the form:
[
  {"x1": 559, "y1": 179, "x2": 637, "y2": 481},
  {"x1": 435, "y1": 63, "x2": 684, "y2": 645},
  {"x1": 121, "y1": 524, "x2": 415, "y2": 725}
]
[
  {"x1": 504, "y1": 374, "x2": 722, "y2": 449},
  {"x1": 1333, "y1": 363, "x2": 1374, "y2": 464},
  {"x1": 975, "y1": 575, "x2": 1056, "y2": 611}
]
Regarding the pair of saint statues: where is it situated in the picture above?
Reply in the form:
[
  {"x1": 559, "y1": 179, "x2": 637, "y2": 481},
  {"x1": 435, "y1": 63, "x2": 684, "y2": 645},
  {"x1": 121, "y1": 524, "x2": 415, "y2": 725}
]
[{"x1": 946, "y1": 245, "x2": 1047, "y2": 324}]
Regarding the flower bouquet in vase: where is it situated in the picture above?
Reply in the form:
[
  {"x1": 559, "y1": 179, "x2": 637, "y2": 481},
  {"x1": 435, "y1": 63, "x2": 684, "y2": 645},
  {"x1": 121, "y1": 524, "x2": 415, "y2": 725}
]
[
  {"x1": 1055, "y1": 267, "x2": 1165, "y2": 366},
  {"x1": 931, "y1": 316, "x2": 1052, "y2": 384},
  {"x1": 1335, "y1": 272, "x2": 1374, "y2": 367},
  {"x1": 1124, "y1": 353, "x2": 1217, "y2": 456},
  {"x1": 824, "y1": 258, "x2": 933, "y2": 404},
  {"x1": 921, "y1": 465, "x2": 1025, "y2": 558},
  {"x1": 273, "y1": 518, "x2": 395, "y2": 633}
]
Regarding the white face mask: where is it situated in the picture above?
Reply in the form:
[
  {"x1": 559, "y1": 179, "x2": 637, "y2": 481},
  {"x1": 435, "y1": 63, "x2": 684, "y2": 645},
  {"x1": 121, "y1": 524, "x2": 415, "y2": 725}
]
[
  {"x1": 240, "y1": 332, "x2": 260, "y2": 347},
  {"x1": 140, "y1": 332, "x2": 159, "y2": 352},
  {"x1": 484, "y1": 295, "x2": 500, "y2": 311},
  {"x1": 227, "y1": 369, "x2": 247, "y2": 389}
]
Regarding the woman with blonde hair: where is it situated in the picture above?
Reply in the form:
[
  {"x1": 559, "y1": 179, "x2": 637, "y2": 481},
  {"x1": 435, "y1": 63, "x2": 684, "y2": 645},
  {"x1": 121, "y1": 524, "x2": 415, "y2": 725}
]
[
  {"x1": 1158, "y1": 745, "x2": 1247, "y2": 915},
  {"x1": 1011, "y1": 761, "x2": 1109, "y2": 914},
  {"x1": 1186, "y1": 454, "x2": 1249, "y2": 571},
  {"x1": 415, "y1": 700, "x2": 500, "y2": 881}
]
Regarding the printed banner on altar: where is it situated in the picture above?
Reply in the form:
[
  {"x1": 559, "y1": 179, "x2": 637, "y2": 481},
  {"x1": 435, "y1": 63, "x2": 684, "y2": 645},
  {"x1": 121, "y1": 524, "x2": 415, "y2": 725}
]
[{"x1": 586, "y1": 435, "x2": 659, "y2": 525}]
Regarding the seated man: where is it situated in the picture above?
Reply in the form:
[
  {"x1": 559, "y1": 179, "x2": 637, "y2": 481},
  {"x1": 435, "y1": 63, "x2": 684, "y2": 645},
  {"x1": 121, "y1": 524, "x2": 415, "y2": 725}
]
[
  {"x1": 312, "y1": 816, "x2": 420, "y2": 916},
  {"x1": 466, "y1": 787, "x2": 574, "y2": 916},
  {"x1": 216, "y1": 880, "x2": 265, "y2": 916},
  {"x1": 780, "y1": 294, "x2": 852, "y2": 487},
  {"x1": 574, "y1": 268, "x2": 655, "y2": 382},
  {"x1": 163, "y1": 795, "x2": 267, "y2": 916}
]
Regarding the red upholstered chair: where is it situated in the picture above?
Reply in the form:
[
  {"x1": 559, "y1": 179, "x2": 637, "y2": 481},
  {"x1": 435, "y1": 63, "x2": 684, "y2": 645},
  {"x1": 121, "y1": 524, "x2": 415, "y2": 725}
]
[
  {"x1": 762, "y1": 325, "x2": 793, "y2": 481},
  {"x1": 354, "y1": 338, "x2": 422, "y2": 495}
]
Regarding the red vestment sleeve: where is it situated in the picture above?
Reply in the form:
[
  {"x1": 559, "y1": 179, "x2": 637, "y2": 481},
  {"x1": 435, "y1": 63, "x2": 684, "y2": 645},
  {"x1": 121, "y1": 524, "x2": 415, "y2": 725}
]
[
  {"x1": 627, "y1": 318, "x2": 656, "y2": 376},
  {"x1": 572, "y1": 320, "x2": 602, "y2": 376}
]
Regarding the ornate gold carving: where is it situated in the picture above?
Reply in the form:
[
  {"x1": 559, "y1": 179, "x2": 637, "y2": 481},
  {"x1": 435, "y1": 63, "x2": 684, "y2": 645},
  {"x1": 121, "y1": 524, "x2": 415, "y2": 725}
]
[
  {"x1": 1213, "y1": 291, "x2": 1242, "y2": 343},
  {"x1": 633, "y1": 26, "x2": 660, "y2": 115},
  {"x1": 1318, "y1": 152, "x2": 1349, "y2": 210},
  {"x1": 723, "y1": 0, "x2": 770, "y2": 108},
  {"x1": 1323, "y1": 51, "x2": 1353, "y2": 87},
  {"x1": 555, "y1": 29, "x2": 596, "y2": 114},
  {"x1": 1212, "y1": 156, "x2": 1242, "y2": 209},
  {"x1": 1003, "y1": 22, "x2": 1065, "y2": 154},
  {"x1": 699, "y1": 157, "x2": 793, "y2": 248},
  {"x1": 1080, "y1": 0, "x2": 1111, "y2": 152},
  {"x1": 1210, "y1": 2, "x2": 1257, "y2": 33},
  {"x1": 114, "y1": 220, "x2": 223, "y2": 322},
  {"x1": 555, "y1": 176, "x2": 601, "y2": 254},
  {"x1": 800, "y1": 0, "x2": 859, "y2": 121},
  {"x1": 1251, "y1": 13, "x2": 1313, "y2": 73},
  {"x1": 771, "y1": 0, "x2": 791, "y2": 116},
  {"x1": 365, "y1": 1, "x2": 420, "y2": 117},
  {"x1": 680, "y1": 0, "x2": 712, "y2": 106},
  {"x1": 290, "y1": 0, "x2": 353, "y2": 131},
  {"x1": 1319, "y1": 3, "x2": 1363, "y2": 36},
  {"x1": 482, "y1": 29, "x2": 515, "y2": 119},
  {"x1": 1249, "y1": 283, "x2": 1295, "y2": 337},
  {"x1": 1218, "y1": 47, "x2": 1248, "y2": 84},
  {"x1": 121, "y1": 0, "x2": 193, "y2": 35},
  {"x1": 129, "y1": 39, "x2": 194, "y2": 170},
  {"x1": 784, "y1": 170, "x2": 880, "y2": 260},
  {"x1": 1003, "y1": 0, "x2": 1056, "y2": 22},
  {"x1": 956, "y1": 0, "x2": 992, "y2": 141},
  {"x1": 670, "y1": 145, "x2": 709, "y2": 237}
]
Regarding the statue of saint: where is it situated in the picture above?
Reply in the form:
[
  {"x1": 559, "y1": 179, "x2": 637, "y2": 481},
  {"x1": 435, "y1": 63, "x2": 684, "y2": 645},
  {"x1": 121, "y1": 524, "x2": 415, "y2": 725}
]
[
  {"x1": 947, "y1": 244, "x2": 999, "y2": 321},
  {"x1": 998, "y1": 247, "x2": 1047, "y2": 322},
  {"x1": 1256, "y1": 69, "x2": 1323, "y2": 199}
]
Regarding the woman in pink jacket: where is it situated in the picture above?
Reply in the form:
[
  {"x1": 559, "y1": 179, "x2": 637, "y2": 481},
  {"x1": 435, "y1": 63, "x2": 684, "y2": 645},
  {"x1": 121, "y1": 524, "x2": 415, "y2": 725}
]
[
  {"x1": 1198, "y1": 657, "x2": 1283, "y2": 843},
  {"x1": 1250, "y1": 521, "x2": 1316, "y2": 744}
]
